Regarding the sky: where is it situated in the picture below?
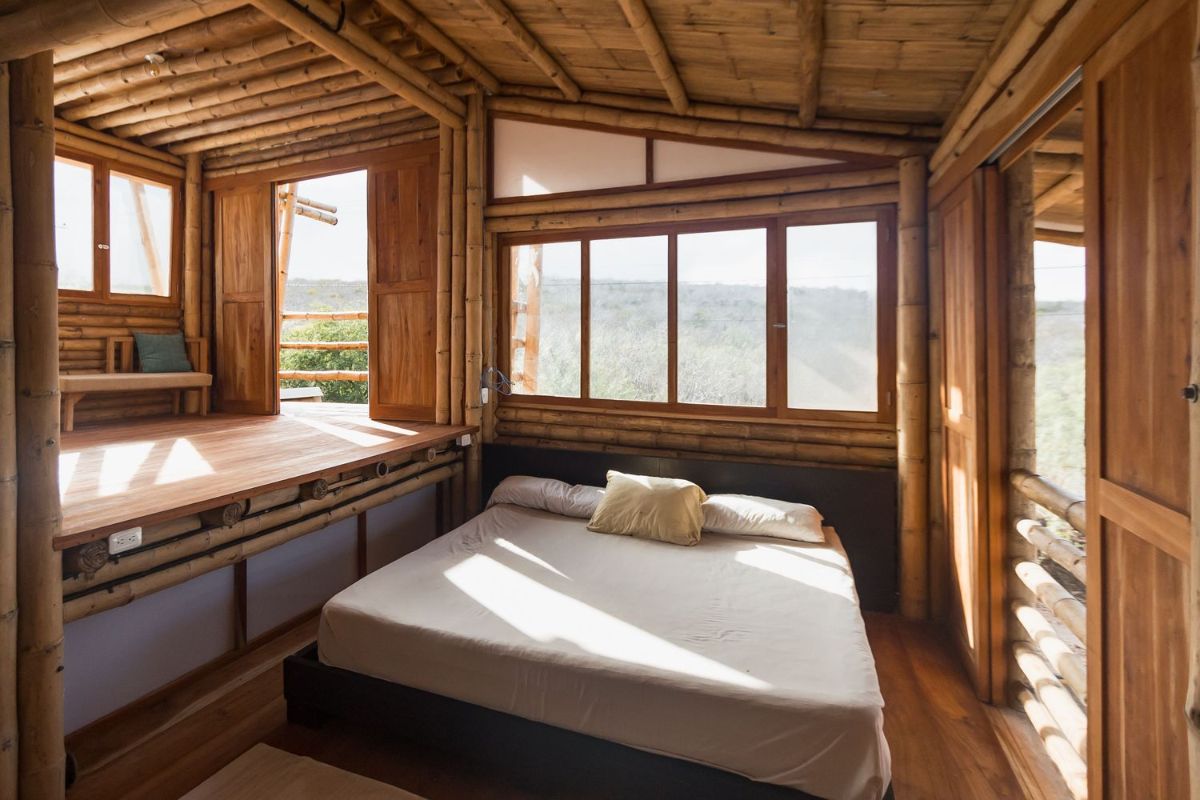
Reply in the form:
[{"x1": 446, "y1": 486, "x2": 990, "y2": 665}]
[
  {"x1": 1033, "y1": 241, "x2": 1085, "y2": 302},
  {"x1": 283, "y1": 170, "x2": 368, "y2": 282}
]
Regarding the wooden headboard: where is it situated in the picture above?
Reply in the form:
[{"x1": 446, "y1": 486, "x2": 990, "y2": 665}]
[{"x1": 482, "y1": 444, "x2": 898, "y2": 613}]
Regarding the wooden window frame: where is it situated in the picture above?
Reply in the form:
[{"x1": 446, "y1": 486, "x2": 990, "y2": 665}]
[
  {"x1": 55, "y1": 146, "x2": 183, "y2": 307},
  {"x1": 498, "y1": 205, "x2": 897, "y2": 425}
]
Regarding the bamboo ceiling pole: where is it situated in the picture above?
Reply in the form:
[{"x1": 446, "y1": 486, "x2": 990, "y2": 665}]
[
  {"x1": 0, "y1": 61, "x2": 16, "y2": 800},
  {"x1": 486, "y1": 166, "x2": 897, "y2": 217},
  {"x1": 436, "y1": 124, "x2": 452, "y2": 425},
  {"x1": 617, "y1": 0, "x2": 688, "y2": 114},
  {"x1": 201, "y1": 127, "x2": 438, "y2": 178},
  {"x1": 931, "y1": 0, "x2": 1071, "y2": 173},
  {"x1": 473, "y1": 0, "x2": 581, "y2": 101},
  {"x1": 486, "y1": 95, "x2": 926, "y2": 158},
  {"x1": 172, "y1": 95, "x2": 416, "y2": 155},
  {"x1": 55, "y1": 28, "x2": 312, "y2": 107},
  {"x1": 0, "y1": 0, "x2": 241, "y2": 63},
  {"x1": 1033, "y1": 173, "x2": 1083, "y2": 215},
  {"x1": 374, "y1": 0, "x2": 500, "y2": 94},
  {"x1": 796, "y1": 0, "x2": 824, "y2": 127},
  {"x1": 465, "y1": 92, "x2": 484, "y2": 517},
  {"x1": 897, "y1": 155, "x2": 929, "y2": 620},
  {"x1": 485, "y1": 183, "x2": 898, "y2": 233},
  {"x1": 203, "y1": 106, "x2": 426, "y2": 160},
  {"x1": 53, "y1": 118, "x2": 182, "y2": 167},
  {"x1": 52, "y1": 5, "x2": 268, "y2": 84},
  {"x1": 250, "y1": 0, "x2": 464, "y2": 128},
  {"x1": 10, "y1": 51, "x2": 65, "y2": 800},
  {"x1": 498, "y1": 84, "x2": 942, "y2": 140},
  {"x1": 205, "y1": 116, "x2": 437, "y2": 171},
  {"x1": 450, "y1": 125, "x2": 466, "y2": 427}
]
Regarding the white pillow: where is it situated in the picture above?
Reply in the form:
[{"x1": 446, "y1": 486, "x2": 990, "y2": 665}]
[
  {"x1": 702, "y1": 494, "x2": 825, "y2": 543},
  {"x1": 487, "y1": 475, "x2": 604, "y2": 519}
]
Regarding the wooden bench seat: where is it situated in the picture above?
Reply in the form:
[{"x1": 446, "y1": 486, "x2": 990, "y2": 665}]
[{"x1": 60, "y1": 335, "x2": 211, "y2": 432}]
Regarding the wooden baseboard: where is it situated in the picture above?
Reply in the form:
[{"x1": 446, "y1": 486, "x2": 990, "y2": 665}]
[
  {"x1": 66, "y1": 612, "x2": 318, "y2": 800},
  {"x1": 985, "y1": 704, "x2": 1075, "y2": 800}
]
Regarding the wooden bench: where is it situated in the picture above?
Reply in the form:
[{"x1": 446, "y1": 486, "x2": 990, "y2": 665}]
[{"x1": 60, "y1": 336, "x2": 211, "y2": 432}]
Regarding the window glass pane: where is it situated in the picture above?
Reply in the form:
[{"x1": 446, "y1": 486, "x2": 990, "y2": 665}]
[
  {"x1": 109, "y1": 171, "x2": 173, "y2": 296},
  {"x1": 54, "y1": 157, "x2": 93, "y2": 291},
  {"x1": 590, "y1": 235, "x2": 668, "y2": 402},
  {"x1": 786, "y1": 221, "x2": 878, "y2": 412},
  {"x1": 677, "y1": 228, "x2": 766, "y2": 406},
  {"x1": 510, "y1": 241, "x2": 582, "y2": 397}
]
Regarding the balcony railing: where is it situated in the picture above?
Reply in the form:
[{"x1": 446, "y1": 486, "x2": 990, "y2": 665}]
[
  {"x1": 279, "y1": 310, "x2": 368, "y2": 383},
  {"x1": 1009, "y1": 468, "x2": 1088, "y2": 799}
]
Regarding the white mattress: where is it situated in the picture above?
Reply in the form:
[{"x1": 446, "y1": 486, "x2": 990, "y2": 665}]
[{"x1": 319, "y1": 504, "x2": 891, "y2": 800}]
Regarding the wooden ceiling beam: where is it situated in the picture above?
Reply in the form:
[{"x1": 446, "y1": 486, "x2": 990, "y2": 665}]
[
  {"x1": 472, "y1": 0, "x2": 581, "y2": 101},
  {"x1": 204, "y1": 107, "x2": 427, "y2": 160},
  {"x1": 251, "y1": 0, "x2": 464, "y2": 128},
  {"x1": 796, "y1": 0, "x2": 823, "y2": 127},
  {"x1": 932, "y1": 0, "x2": 1072, "y2": 173},
  {"x1": 206, "y1": 115, "x2": 438, "y2": 170},
  {"x1": 52, "y1": 5, "x2": 272, "y2": 85},
  {"x1": 1034, "y1": 152, "x2": 1082, "y2": 175},
  {"x1": 0, "y1": 0, "x2": 239, "y2": 63},
  {"x1": 616, "y1": 0, "x2": 688, "y2": 115},
  {"x1": 1034, "y1": 172, "x2": 1083, "y2": 214},
  {"x1": 375, "y1": 0, "x2": 500, "y2": 94}
]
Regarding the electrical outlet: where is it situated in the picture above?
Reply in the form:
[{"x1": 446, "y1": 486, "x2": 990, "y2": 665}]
[
  {"x1": 481, "y1": 386, "x2": 490, "y2": 404},
  {"x1": 458, "y1": 433, "x2": 473, "y2": 447},
  {"x1": 108, "y1": 527, "x2": 142, "y2": 555}
]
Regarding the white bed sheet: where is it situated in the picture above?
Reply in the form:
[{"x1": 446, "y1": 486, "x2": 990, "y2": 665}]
[{"x1": 319, "y1": 504, "x2": 891, "y2": 800}]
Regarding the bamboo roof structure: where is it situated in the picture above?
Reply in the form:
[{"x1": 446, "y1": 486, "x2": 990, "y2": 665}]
[{"x1": 0, "y1": 0, "x2": 1025, "y2": 172}]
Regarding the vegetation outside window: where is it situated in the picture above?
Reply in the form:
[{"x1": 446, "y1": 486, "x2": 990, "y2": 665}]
[{"x1": 589, "y1": 235, "x2": 668, "y2": 402}]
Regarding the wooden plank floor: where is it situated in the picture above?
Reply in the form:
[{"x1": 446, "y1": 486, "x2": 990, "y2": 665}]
[
  {"x1": 58, "y1": 403, "x2": 472, "y2": 548},
  {"x1": 67, "y1": 613, "x2": 1028, "y2": 800}
]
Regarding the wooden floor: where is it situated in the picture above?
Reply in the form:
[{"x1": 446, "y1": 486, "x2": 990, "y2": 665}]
[
  {"x1": 66, "y1": 613, "x2": 1028, "y2": 800},
  {"x1": 58, "y1": 403, "x2": 472, "y2": 548}
]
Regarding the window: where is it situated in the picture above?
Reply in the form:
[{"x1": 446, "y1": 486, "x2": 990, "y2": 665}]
[
  {"x1": 54, "y1": 157, "x2": 94, "y2": 292},
  {"x1": 502, "y1": 209, "x2": 894, "y2": 421},
  {"x1": 54, "y1": 151, "x2": 179, "y2": 300}
]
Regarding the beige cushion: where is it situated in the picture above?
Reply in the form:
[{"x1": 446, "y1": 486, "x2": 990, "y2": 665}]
[
  {"x1": 60, "y1": 371, "x2": 212, "y2": 393},
  {"x1": 586, "y1": 470, "x2": 706, "y2": 546}
]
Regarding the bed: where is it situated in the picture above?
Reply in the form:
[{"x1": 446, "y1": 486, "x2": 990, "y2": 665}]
[{"x1": 287, "y1": 476, "x2": 893, "y2": 800}]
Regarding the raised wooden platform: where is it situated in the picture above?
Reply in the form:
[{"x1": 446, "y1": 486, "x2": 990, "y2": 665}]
[{"x1": 58, "y1": 403, "x2": 473, "y2": 549}]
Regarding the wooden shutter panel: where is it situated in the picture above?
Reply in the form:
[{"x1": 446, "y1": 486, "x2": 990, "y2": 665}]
[
  {"x1": 214, "y1": 183, "x2": 277, "y2": 415},
  {"x1": 367, "y1": 142, "x2": 438, "y2": 420},
  {"x1": 1084, "y1": 1, "x2": 1193, "y2": 796}
]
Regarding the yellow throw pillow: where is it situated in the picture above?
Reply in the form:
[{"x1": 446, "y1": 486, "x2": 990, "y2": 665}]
[{"x1": 586, "y1": 470, "x2": 707, "y2": 546}]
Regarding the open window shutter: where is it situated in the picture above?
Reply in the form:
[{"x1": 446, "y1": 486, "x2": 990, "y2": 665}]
[
  {"x1": 1084, "y1": 2, "x2": 1192, "y2": 795},
  {"x1": 214, "y1": 183, "x2": 277, "y2": 414},
  {"x1": 367, "y1": 144, "x2": 438, "y2": 420},
  {"x1": 937, "y1": 167, "x2": 1006, "y2": 702}
]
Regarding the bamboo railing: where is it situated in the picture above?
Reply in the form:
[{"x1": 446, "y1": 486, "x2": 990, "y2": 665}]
[
  {"x1": 279, "y1": 310, "x2": 368, "y2": 383},
  {"x1": 1009, "y1": 468, "x2": 1088, "y2": 798}
]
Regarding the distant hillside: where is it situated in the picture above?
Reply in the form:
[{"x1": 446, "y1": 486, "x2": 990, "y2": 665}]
[{"x1": 283, "y1": 279, "x2": 367, "y2": 313}]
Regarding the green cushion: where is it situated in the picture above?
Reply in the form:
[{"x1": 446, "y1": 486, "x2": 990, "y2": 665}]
[{"x1": 133, "y1": 331, "x2": 193, "y2": 373}]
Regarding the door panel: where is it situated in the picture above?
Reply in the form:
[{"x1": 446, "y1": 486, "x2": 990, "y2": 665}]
[
  {"x1": 938, "y1": 172, "x2": 995, "y2": 700},
  {"x1": 1085, "y1": 0, "x2": 1193, "y2": 795},
  {"x1": 214, "y1": 183, "x2": 277, "y2": 414},
  {"x1": 368, "y1": 143, "x2": 438, "y2": 420}
]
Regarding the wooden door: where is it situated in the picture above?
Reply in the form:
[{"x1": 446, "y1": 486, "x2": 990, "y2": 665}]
[
  {"x1": 938, "y1": 169, "x2": 1005, "y2": 701},
  {"x1": 1084, "y1": 0, "x2": 1193, "y2": 796},
  {"x1": 214, "y1": 183, "x2": 277, "y2": 415},
  {"x1": 367, "y1": 142, "x2": 438, "y2": 420}
]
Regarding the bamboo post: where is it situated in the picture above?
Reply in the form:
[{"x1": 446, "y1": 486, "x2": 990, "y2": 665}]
[
  {"x1": 897, "y1": 155, "x2": 929, "y2": 619},
  {"x1": 464, "y1": 91, "x2": 484, "y2": 517},
  {"x1": 0, "y1": 60, "x2": 16, "y2": 800},
  {"x1": 10, "y1": 51, "x2": 65, "y2": 800},
  {"x1": 183, "y1": 153, "x2": 201, "y2": 412},
  {"x1": 482, "y1": 230, "x2": 497, "y2": 443},
  {"x1": 436, "y1": 125, "x2": 452, "y2": 424},
  {"x1": 927, "y1": 206, "x2": 947, "y2": 621},
  {"x1": 201, "y1": 190, "x2": 213, "y2": 344},
  {"x1": 450, "y1": 126, "x2": 466, "y2": 427},
  {"x1": 276, "y1": 182, "x2": 298, "y2": 319},
  {"x1": 1005, "y1": 154, "x2": 1037, "y2": 580},
  {"x1": 129, "y1": 182, "x2": 166, "y2": 296}
]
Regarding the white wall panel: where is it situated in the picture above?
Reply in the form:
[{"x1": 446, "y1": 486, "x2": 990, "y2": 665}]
[
  {"x1": 494, "y1": 119, "x2": 645, "y2": 197},
  {"x1": 652, "y1": 140, "x2": 841, "y2": 183}
]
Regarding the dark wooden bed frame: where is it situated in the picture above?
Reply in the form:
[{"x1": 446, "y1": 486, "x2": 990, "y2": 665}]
[{"x1": 284, "y1": 444, "x2": 898, "y2": 800}]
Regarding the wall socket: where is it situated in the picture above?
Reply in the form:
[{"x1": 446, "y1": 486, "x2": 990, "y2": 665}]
[{"x1": 108, "y1": 527, "x2": 143, "y2": 554}]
